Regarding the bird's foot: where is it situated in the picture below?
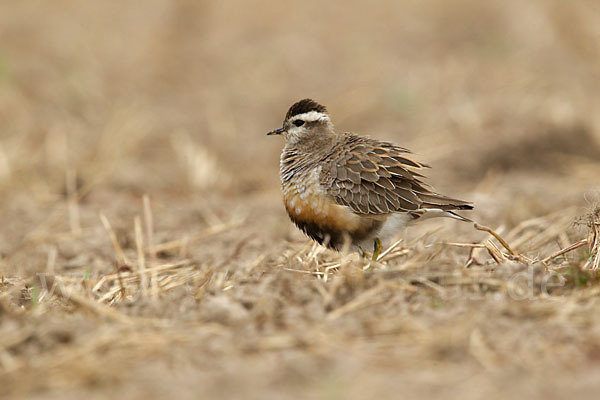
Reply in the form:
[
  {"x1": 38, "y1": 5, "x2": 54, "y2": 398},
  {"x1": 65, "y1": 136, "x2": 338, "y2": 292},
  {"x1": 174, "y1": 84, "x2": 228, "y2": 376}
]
[{"x1": 372, "y1": 238, "x2": 382, "y2": 261}]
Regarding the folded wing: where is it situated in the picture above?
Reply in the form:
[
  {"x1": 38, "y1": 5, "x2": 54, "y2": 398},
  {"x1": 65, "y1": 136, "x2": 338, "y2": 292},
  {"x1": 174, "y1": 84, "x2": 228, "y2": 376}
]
[{"x1": 320, "y1": 134, "x2": 473, "y2": 219}]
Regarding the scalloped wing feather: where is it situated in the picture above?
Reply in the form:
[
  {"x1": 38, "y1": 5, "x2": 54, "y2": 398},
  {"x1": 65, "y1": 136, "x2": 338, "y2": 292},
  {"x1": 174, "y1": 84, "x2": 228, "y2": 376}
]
[{"x1": 320, "y1": 134, "x2": 472, "y2": 217}]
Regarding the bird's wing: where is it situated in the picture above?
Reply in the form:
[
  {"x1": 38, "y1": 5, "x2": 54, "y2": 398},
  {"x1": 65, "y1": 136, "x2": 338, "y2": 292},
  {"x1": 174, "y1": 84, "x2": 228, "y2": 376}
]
[{"x1": 320, "y1": 135, "x2": 472, "y2": 216}]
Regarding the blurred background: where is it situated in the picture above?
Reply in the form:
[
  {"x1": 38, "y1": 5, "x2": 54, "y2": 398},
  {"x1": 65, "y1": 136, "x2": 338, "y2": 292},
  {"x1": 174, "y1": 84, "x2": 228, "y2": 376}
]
[
  {"x1": 1, "y1": 0, "x2": 599, "y2": 210},
  {"x1": 2, "y1": 0, "x2": 600, "y2": 398}
]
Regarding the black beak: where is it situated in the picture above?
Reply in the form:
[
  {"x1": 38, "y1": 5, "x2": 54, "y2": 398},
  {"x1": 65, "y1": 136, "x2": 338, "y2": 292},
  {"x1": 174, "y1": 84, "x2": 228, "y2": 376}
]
[{"x1": 266, "y1": 127, "x2": 285, "y2": 135}]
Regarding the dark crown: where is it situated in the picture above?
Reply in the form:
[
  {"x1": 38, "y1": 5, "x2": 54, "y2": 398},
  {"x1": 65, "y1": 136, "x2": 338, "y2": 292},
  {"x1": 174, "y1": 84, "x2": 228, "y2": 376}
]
[{"x1": 285, "y1": 99, "x2": 328, "y2": 120}]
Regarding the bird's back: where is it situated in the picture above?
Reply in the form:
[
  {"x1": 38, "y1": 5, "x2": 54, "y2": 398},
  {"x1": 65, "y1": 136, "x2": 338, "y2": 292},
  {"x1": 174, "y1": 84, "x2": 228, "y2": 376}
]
[{"x1": 319, "y1": 133, "x2": 472, "y2": 220}]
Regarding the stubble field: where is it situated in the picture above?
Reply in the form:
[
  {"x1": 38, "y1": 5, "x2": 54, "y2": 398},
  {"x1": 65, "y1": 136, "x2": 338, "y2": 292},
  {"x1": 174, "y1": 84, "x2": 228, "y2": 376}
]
[{"x1": 1, "y1": 1, "x2": 600, "y2": 399}]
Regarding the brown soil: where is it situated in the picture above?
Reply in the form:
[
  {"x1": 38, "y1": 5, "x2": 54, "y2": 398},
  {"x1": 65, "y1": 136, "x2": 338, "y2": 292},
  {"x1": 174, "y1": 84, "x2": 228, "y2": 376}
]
[{"x1": 1, "y1": 1, "x2": 600, "y2": 399}]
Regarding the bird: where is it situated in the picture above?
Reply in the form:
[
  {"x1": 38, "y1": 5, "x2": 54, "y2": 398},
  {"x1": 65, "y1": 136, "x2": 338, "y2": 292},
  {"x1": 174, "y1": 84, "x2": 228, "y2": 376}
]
[{"x1": 267, "y1": 98, "x2": 473, "y2": 259}]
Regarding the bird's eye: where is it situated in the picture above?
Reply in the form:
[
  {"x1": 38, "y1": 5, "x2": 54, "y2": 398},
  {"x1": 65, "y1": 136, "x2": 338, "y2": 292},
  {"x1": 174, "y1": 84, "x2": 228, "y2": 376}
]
[{"x1": 293, "y1": 120, "x2": 305, "y2": 127}]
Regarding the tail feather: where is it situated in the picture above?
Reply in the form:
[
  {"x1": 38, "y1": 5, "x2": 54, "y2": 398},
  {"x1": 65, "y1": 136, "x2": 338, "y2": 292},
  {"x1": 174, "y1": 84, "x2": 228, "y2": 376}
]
[
  {"x1": 412, "y1": 191, "x2": 474, "y2": 222},
  {"x1": 445, "y1": 210, "x2": 473, "y2": 223},
  {"x1": 421, "y1": 202, "x2": 473, "y2": 212},
  {"x1": 419, "y1": 192, "x2": 470, "y2": 204},
  {"x1": 411, "y1": 208, "x2": 473, "y2": 223}
]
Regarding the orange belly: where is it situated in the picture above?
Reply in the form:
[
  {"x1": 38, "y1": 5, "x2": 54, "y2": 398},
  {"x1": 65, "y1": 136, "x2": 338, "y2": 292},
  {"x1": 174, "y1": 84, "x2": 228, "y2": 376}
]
[{"x1": 283, "y1": 190, "x2": 383, "y2": 249}]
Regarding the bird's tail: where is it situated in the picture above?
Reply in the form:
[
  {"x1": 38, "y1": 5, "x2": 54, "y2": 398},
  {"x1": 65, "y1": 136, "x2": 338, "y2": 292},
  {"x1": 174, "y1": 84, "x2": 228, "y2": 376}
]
[{"x1": 412, "y1": 193, "x2": 474, "y2": 222}]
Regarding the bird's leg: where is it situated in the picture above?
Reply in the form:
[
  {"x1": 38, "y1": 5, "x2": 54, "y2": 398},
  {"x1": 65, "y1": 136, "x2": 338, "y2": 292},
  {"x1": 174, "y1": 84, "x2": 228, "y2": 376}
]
[{"x1": 372, "y1": 238, "x2": 382, "y2": 261}]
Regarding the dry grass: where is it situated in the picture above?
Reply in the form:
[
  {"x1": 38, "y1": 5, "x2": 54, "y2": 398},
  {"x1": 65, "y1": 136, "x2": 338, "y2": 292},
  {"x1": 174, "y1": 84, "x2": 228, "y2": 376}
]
[{"x1": 2, "y1": 0, "x2": 600, "y2": 399}]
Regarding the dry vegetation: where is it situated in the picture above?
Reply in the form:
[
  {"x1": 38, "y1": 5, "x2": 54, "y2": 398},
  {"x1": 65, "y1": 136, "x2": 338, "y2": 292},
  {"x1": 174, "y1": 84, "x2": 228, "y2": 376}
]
[{"x1": 1, "y1": 0, "x2": 600, "y2": 399}]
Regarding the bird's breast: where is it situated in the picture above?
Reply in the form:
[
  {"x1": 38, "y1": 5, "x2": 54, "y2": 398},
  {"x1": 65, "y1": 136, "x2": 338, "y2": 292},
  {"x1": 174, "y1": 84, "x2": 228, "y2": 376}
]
[{"x1": 281, "y1": 168, "x2": 383, "y2": 249}]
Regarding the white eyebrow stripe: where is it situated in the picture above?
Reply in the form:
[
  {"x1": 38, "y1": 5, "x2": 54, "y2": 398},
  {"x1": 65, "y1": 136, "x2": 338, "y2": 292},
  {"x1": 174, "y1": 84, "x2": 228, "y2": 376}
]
[{"x1": 290, "y1": 111, "x2": 329, "y2": 123}]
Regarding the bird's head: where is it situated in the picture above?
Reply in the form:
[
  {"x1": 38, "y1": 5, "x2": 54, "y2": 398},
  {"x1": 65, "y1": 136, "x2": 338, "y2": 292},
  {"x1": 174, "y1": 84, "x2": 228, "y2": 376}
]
[{"x1": 267, "y1": 99, "x2": 334, "y2": 146}]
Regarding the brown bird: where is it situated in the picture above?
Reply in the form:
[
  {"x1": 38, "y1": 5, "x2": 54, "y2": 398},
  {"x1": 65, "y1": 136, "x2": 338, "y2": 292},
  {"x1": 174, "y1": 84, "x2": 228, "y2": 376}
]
[{"x1": 267, "y1": 99, "x2": 473, "y2": 259}]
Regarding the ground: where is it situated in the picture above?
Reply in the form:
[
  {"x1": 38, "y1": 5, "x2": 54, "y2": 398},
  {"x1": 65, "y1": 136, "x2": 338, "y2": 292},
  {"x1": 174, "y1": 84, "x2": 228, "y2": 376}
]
[{"x1": 1, "y1": 0, "x2": 600, "y2": 399}]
